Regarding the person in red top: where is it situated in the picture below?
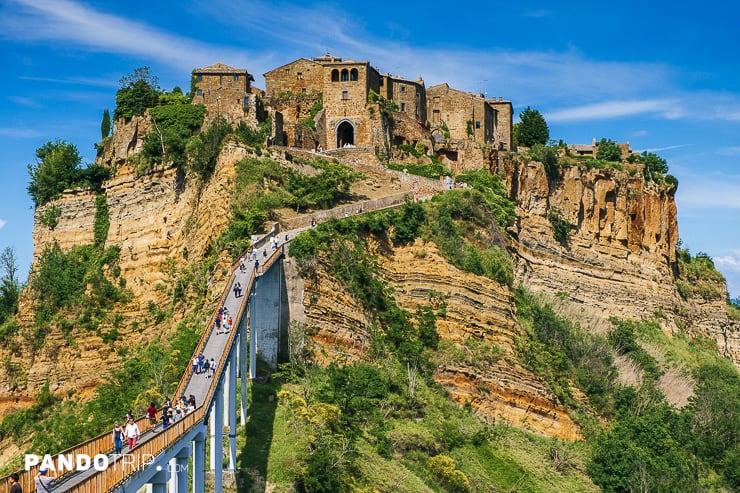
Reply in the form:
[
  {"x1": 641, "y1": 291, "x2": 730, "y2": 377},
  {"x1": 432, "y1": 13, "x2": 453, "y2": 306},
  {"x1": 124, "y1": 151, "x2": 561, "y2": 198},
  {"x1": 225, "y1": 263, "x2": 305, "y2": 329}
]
[{"x1": 147, "y1": 402, "x2": 157, "y2": 430}]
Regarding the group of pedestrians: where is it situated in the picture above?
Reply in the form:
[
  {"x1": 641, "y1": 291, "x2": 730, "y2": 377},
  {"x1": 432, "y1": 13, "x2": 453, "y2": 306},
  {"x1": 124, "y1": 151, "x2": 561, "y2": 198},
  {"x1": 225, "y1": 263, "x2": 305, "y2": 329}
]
[
  {"x1": 7, "y1": 468, "x2": 55, "y2": 492},
  {"x1": 192, "y1": 353, "x2": 216, "y2": 377},
  {"x1": 215, "y1": 306, "x2": 233, "y2": 334}
]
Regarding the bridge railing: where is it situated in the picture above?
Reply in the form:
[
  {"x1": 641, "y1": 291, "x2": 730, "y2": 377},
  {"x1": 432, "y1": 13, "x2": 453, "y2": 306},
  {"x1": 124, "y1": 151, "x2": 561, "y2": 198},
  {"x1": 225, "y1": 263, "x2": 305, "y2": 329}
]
[
  {"x1": 70, "y1": 245, "x2": 285, "y2": 492},
  {"x1": 0, "y1": 229, "x2": 283, "y2": 492}
]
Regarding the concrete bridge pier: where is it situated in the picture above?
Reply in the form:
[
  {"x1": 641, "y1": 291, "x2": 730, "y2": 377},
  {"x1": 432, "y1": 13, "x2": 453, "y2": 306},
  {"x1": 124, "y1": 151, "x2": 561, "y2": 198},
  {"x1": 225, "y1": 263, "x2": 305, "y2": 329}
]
[
  {"x1": 149, "y1": 469, "x2": 167, "y2": 493},
  {"x1": 239, "y1": 319, "x2": 248, "y2": 426},
  {"x1": 227, "y1": 347, "x2": 238, "y2": 471},
  {"x1": 193, "y1": 430, "x2": 206, "y2": 493},
  {"x1": 210, "y1": 379, "x2": 224, "y2": 492}
]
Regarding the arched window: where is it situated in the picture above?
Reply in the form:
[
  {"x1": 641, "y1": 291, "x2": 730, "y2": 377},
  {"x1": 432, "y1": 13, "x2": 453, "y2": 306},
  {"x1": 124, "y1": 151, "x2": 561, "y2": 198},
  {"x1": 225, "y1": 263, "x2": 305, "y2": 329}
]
[
  {"x1": 331, "y1": 69, "x2": 339, "y2": 82},
  {"x1": 341, "y1": 69, "x2": 349, "y2": 81},
  {"x1": 349, "y1": 68, "x2": 358, "y2": 81}
]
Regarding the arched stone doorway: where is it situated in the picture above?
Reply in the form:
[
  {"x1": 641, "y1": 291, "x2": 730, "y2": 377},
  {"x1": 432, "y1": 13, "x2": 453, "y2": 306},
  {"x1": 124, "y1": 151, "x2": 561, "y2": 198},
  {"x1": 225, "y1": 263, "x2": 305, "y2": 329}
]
[{"x1": 336, "y1": 120, "x2": 355, "y2": 148}]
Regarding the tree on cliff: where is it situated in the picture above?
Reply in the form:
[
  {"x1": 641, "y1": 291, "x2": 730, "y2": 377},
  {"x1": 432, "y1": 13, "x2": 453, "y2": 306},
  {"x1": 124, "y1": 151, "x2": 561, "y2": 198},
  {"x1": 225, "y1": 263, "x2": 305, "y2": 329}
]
[
  {"x1": 27, "y1": 140, "x2": 111, "y2": 207},
  {"x1": 100, "y1": 108, "x2": 111, "y2": 140},
  {"x1": 516, "y1": 106, "x2": 549, "y2": 147},
  {"x1": 27, "y1": 140, "x2": 83, "y2": 207},
  {"x1": 0, "y1": 246, "x2": 21, "y2": 325},
  {"x1": 114, "y1": 67, "x2": 161, "y2": 121}
]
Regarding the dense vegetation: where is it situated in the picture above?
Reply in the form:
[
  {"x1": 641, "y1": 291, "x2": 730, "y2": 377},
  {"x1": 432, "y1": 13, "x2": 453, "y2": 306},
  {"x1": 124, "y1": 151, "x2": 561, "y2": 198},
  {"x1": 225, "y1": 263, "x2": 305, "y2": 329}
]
[
  {"x1": 516, "y1": 290, "x2": 740, "y2": 491},
  {"x1": 675, "y1": 242, "x2": 727, "y2": 301},
  {"x1": 27, "y1": 140, "x2": 111, "y2": 207},
  {"x1": 0, "y1": 247, "x2": 21, "y2": 336},
  {"x1": 216, "y1": 155, "x2": 364, "y2": 257}
]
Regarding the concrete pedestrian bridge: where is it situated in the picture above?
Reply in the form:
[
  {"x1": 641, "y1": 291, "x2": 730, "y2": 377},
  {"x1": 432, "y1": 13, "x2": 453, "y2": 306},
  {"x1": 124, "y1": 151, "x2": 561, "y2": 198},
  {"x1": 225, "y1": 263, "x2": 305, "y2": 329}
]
[{"x1": 2, "y1": 177, "x2": 444, "y2": 492}]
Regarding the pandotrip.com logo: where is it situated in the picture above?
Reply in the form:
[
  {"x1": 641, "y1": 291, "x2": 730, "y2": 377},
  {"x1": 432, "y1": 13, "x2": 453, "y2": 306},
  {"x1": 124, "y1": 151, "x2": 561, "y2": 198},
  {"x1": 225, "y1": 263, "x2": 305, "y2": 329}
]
[{"x1": 24, "y1": 454, "x2": 187, "y2": 474}]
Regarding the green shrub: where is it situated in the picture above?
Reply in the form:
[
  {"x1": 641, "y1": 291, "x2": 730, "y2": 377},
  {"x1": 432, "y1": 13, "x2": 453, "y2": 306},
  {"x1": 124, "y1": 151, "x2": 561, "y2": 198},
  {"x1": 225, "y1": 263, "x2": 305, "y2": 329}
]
[
  {"x1": 595, "y1": 138, "x2": 622, "y2": 162},
  {"x1": 40, "y1": 204, "x2": 61, "y2": 230},
  {"x1": 187, "y1": 116, "x2": 232, "y2": 181},
  {"x1": 142, "y1": 103, "x2": 206, "y2": 164},
  {"x1": 548, "y1": 207, "x2": 572, "y2": 245},
  {"x1": 93, "y1": 194, "x2": 110, "y2": 248}
]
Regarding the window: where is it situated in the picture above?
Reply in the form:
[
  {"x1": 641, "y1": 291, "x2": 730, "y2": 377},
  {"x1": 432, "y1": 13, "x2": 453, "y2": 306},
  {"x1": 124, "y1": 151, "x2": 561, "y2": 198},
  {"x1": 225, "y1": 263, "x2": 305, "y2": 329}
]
[
  {"x1": 475, "y1": 121, "x2": 481, "y2": 128},
  {"x1": 297, "y1": 72, "x2": 303, "y2": 80},
  {"x1": 400, "y1": 102, "x2": 406, "y2": 112},
  {"x1": 432, "y1": 109, "x2": 440, "y2": 123},
  {"x1": 341, "y1": 90, "x2": 349, "y2": 100},
  {"x1": 197, "y1": 89, "x2": 203, "y2": 97},
  {"x1": 331, "y1": 69, "x2": 339, "y2": 82},
  {"x1": 341, "y1": 69, "x2": 349, "y2": 81},
  {"x1": 350, "y1": 68, "x2": 358, "y2": 81},
  {"x1": 400, "y1": 85, "x2": 406, "y2": 92},
  {"x1": 433, "y1": 96, "x2": 440, "y2": 103},
  {"x1": 301, "y1": 88, "x2": 307, "y2": 94},
  {"x1": 233, "y1": 75, "x2": 239, "y2": 81},
  {"x1": 196, "y1": 74, "x2": 203, "y2": 82}
]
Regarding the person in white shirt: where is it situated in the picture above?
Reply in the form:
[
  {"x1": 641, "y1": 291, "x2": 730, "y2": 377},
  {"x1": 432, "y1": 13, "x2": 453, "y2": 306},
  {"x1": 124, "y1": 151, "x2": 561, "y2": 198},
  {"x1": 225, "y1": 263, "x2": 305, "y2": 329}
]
[{"x1": 124, "y1": 418, "x2": 140, "y2": 450}]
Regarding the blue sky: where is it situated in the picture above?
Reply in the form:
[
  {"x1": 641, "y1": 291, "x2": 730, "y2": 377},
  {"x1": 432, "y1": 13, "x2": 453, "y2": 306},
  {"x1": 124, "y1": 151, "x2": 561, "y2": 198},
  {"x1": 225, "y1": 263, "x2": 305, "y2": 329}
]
[{"x1": 1, "y1": 0, "x2": 739, "y2": 297}]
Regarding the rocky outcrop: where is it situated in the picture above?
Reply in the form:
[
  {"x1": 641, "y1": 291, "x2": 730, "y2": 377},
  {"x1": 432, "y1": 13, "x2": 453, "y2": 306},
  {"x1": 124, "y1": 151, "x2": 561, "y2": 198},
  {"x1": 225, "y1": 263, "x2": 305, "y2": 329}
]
[
  {"x1": 496, "y1": 157, "x2": 737, "y2": 364},
  {"x1": 2, "y1": 122, "x2": 251, "y2": 410},
  {"x1": 302, "y1": 242, "x2": 581, "y2": 440}
]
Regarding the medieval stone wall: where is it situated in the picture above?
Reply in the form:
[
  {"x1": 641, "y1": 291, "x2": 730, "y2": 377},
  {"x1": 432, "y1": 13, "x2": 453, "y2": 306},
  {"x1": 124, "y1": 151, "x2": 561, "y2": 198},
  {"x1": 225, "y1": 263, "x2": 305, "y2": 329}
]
[{"x1": 264, "y1": 58, "x2": 324, "y2": 97}]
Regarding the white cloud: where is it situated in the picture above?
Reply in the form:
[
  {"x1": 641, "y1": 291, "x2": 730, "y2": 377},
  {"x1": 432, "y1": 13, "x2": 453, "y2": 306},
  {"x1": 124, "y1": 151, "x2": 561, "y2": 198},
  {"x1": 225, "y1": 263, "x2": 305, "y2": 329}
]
[
  {"x1": 18, "y1": 75, "x2": 118, "y2": 88},
  {"x1": 640, "y1": 144, "x2": 691, "y2": 153},
  {"x1": 675, "y1": 170, "x2": 740, "y2": 210},
  {"x1": 715, "y1": 251, "x2": 740, "y2": 299},
  {"x1": 0, "y1": 127, "x2": 41, "y2": 138},
  {"x1": 546, "y1": 100, "x2": 683, "y2": 123},
  {"x1": 8, "y1": 96, "x2": 41, "y2": 107},
  {"x1": 0, "y1": 0, "x2": 254, "y2": 72},
  {"x1": 715, "y1": 251, "x2": 740, "y2": 273},
  {"x1": 718, "y1": 146, "x2": 740, "y2": 156},
  {"x1": 0, "y1": 219, "x2": 6, "y2": 229}
]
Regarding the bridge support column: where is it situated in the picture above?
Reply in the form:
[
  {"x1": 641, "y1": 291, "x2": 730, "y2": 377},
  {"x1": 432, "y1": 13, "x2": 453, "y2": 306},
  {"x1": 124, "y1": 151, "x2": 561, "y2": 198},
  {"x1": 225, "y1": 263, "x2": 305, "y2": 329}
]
[
  {"x1": 213, "y1": 380, "x2": 224, "y2": 493},
  {"x1": 149, "y1": 469, "x2": 168, "y2": 493},
  {"x1": 240, "y1": 319, "x2": 248, "y2": 426},
  {"x1": 175, "y1": 447, "x2": 190, "y2": 493},
  {"x1": 193, "y1": 431, "x2": 206, "y2": 493},
  {"x1": 168, "y1": 457, "x2": 177, "y2": 492},
  {"x1": 228, "y1": 348, "x2": 238, "y2": 471},
  {"x1": 249, "y1": 279, "x2": 257, "y2": 379}
]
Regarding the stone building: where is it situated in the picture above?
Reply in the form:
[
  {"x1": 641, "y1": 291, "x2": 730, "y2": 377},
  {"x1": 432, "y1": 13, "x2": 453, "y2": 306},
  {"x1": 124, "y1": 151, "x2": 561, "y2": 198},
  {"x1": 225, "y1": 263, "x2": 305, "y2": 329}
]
[
  {"x1": 192, "y1": 62, "x2": 258, "y2": 124},
  {"x1": 264, "y1": 54, "x2": 433, "y2": 151},
  {"x1": 568, "y1": 138, "x2": 633, "y2": 158},
  {"x1": 378, "y1": 74, "x2": 427, "y2": 124},
  {"x1": 427, "y1": 84, "x2": 512, "y2": 150}
]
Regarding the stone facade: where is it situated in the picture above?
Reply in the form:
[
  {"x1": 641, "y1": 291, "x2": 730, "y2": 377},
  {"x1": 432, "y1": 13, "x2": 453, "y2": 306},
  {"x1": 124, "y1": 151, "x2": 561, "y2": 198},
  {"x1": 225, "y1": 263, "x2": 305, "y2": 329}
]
[
  {"x1": 427, "y1": 83, "x2": 513, "y2": 150},
  {"x1": 192, "y1": 62, "x2": 255, "y2": 124},
  {"x1": 264, "y1": 55, "x2": 438, "y2": 151},
  {"x1": 379, "y1": 74, "x2": 427, "y2": 123}
]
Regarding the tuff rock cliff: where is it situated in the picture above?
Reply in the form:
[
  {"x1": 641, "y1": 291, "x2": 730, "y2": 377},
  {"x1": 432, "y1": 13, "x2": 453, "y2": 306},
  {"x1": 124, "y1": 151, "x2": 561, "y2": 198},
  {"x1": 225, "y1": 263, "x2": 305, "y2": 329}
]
[{"x1": 1, "y1": 116, "x2": 736, "y2": 444}]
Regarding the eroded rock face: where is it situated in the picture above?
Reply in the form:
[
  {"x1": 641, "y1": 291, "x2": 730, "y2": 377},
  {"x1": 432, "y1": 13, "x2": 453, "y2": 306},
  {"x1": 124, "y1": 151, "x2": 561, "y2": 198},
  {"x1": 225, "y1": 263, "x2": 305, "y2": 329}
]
[
  {"x1": 2, "y1": 124, "x2": 249, "y2": 413},
  {"x1": 302, "y1": 242, "x2": 582, "y2": 440},
  {"x1": 497, "y1": 158, "x2": 736, "y2": 363}
]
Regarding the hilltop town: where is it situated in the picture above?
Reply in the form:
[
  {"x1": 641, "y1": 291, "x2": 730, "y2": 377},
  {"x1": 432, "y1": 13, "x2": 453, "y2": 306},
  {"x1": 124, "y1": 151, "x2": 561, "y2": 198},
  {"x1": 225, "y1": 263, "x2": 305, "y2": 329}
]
[
  {"x1": 189, "y1": 54, "x2": 513, "y2": 170},
  {"x1": 1, "y1": 51, "x2": 738, "y2": 492}
]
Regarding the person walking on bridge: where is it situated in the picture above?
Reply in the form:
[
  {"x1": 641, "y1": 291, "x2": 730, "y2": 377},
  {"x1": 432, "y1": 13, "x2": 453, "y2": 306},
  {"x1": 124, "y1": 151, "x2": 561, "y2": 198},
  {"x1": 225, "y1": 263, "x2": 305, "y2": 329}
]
[
  {"x1": 8, "y1": 472, "x2": 21, "y2": 493},
  {"x1": 112, "y1": 421, "x2": 124, "y2": 455},
  {"x1": 124, "y1": 418, "x2": 140, "y2": 450},
  {"x1": 34, "y1": 469, "x2": 55, "y2": 492}
]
